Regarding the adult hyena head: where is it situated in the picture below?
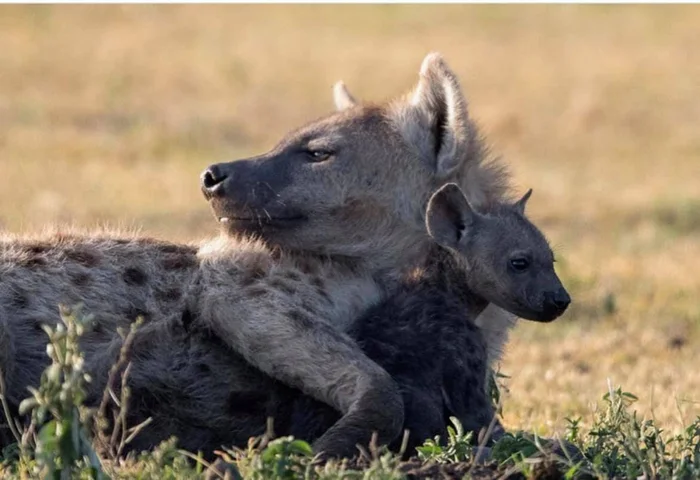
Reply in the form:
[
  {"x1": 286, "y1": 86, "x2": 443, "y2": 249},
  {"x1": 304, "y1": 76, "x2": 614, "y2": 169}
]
[{"x1": 201, "y1": 53, "x2": 508, "y2": 267}]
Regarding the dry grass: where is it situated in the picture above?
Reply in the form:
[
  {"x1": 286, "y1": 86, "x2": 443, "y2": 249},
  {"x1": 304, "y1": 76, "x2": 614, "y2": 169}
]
[{"x1": 1, "y1": 5, "x2": 698, "y2": 438}]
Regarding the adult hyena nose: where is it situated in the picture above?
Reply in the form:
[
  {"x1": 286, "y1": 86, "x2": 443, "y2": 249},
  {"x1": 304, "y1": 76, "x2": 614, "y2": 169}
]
[{"x1": 200, "y1": 164, "x2": 228, "y2": 199}]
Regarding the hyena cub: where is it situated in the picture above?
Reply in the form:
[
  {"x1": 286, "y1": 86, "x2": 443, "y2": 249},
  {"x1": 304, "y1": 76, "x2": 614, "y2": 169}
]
[{"x1": 287, "y1": 183, "x2": 569, "y2": 452}]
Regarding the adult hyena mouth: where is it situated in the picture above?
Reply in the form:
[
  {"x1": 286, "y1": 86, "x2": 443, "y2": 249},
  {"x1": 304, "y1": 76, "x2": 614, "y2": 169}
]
[
  {"x1": 215, "y1": 209, "x2": 308, "y2": 236},
  {"x1": 208, "y1": 194, "x2": 306, "y2": 227},
  {"x1": 218, "y1": 215, "x2": 306, "y2": 226}
]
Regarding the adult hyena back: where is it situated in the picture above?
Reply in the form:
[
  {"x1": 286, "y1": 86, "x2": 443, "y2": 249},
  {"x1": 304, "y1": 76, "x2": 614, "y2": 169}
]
[{"x1": 0, "y1": 231, "x2": 198, "y2": 406}]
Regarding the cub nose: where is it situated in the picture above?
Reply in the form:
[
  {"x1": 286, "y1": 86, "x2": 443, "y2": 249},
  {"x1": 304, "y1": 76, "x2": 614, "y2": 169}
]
[
  {"x1": 201, "y1": 165, "x2": 228, "y2": 199},
  {"x1": 543, "y1": 288, "x2": 571, "y2": 314},
  {"x1": 552, "y1": 289, "x2": 571, "y2": 310}
]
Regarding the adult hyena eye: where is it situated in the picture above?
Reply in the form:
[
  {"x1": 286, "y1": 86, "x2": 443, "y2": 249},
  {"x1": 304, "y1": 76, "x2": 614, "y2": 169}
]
[
  {"x1": 305, "y1": 149, "x2": 333, "y2": 162},
  {"x1": 509, "y1": 257, "x2": 530, "y2": 272}
]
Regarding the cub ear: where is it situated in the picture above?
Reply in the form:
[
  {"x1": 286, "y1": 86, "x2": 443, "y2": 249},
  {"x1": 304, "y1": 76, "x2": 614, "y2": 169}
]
[
  {"x1": 333, "y1": 81, "x2": 358, "y2": 111},
  {"x1": 392, "y1": 53, "x2": 470, "y2": 179},
  {"x1": 426, "y1": 183, "x2": 477, "y2": 251},
  {"x1": 514, "y1": 188, "x2": 533, "y2": 214}
]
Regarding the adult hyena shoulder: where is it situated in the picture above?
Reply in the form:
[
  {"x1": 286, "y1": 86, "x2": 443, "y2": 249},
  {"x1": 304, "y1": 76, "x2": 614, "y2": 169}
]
[{"x1": 0, "y1": 230, "x2": 198, "y2": 406}]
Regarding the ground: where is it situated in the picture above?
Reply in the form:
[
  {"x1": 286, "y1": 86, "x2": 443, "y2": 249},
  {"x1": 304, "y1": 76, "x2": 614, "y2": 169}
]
[{"x1": 1, "y1": 3, "x2": 698, "y2": 452}]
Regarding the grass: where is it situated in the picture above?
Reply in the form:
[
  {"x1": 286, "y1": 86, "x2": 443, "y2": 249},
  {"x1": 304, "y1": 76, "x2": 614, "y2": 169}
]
[
  {"x1": 1, "y1": 309, "x2": 699, "y2": 479},
  {"x1": 0, "y1": 4, "x2": 699, "y2": 477}
]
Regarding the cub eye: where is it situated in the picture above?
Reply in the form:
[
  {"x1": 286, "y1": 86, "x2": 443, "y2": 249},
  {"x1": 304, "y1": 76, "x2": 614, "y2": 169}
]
[
  {"x1": 510, "y1": 257, "x2": 530, "y2": 272},
  {"x1": 306, "y1": 149, "x2": 333, "y2": 162}
]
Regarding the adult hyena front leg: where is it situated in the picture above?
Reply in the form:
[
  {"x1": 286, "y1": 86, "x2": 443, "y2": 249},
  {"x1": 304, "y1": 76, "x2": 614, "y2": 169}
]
[
  {"x1": 189, "y1": 249, "x2": 404, "y2": 459},
  {"x1": 199, "y1": 302, "x2": 403, "y2": 457}
]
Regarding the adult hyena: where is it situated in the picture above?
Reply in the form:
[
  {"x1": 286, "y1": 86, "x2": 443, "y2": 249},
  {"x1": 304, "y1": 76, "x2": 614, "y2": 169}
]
[{"x1": 0, "y1": 53, "x2": 550, "y2": 456}]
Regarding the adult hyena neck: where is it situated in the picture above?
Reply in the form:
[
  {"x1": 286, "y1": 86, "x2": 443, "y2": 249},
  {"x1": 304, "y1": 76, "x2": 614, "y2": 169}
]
[
  {"x1": 196, "y1": 235, "x2": 389, "y2": 331},
  {"x1": 282, "y1": 236, "x2": 432, "y2": 291}
]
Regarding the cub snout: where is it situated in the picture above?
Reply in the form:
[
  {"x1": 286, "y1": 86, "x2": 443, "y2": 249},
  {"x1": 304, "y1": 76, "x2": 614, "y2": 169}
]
[{"x1": 542, "y1": 287, "x2": 571, "y2": 320}]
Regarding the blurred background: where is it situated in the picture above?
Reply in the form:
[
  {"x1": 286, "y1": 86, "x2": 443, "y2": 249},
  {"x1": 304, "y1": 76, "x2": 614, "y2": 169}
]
[{"x1": 1, "y1": 5, "x2": 698, "y2": 436}]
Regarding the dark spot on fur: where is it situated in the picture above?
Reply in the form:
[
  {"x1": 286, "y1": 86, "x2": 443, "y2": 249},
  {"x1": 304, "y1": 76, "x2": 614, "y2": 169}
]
[
  {"x1": 227, "y1": 391, "x2": 269, "y2": 415},
  {"x1": 125, "y1": 306, "x2": 151, "y2": 322},
  {"x1": 462, "y1": 375, "x2": 478, "y2": 391},
  {"x1": 296, "y1": 259, "x2": 318, "y2": 275},
  {"x1": 240, "y1": 265, "x2": 266, "y2": 287},
  {"x1": 287, "y1": 310, "x2": 314, "y2": 330},
  {"x1": 25, "y1": 243, "x2": 51, "y2": 254},
  {"x1": 239, "y1": 275, "x2": 255, "y2": 287},
  {"x1": 466, "y1": 356, "x2": 482, "y2": 371},
  {"x1": 65, "y1": 247, "x2": 100, "y2": 267},
  {"x1": 250, "y1": 265, "x2": 266, "y2": 280},
  {"x1": 269, "y1": 279, "x2": 295, "y2": 295},
  {"x1": 158, "y1": 243, "x2": 195, "y2": 255},
  {"x1": 285, "y1": 271, "x2": 301, "y2": 282},
  {"x1": 246, "y1": 287, "x2": 268, "y2": 298},
  {"x1": 298, "y1": 300, "x2": 316, "y2": 315},
  {"x1": 161, "y1": 253, "x2": 197, "y2": 270},
  {"x1": 69, "y1": 271, "x2": 91, "y2": 286},
  {"x1": 25, "y1": 256, "x2": 47, "y2": 267},
  {"x1": 123, "y1": 267, "x2": 148, "y2": 286},
  {"x1": 9, "y1": 290, "x2": 29, "y2": 309},
  {"x1": 196, "y1": 362, "x2": 212, "y2": 375},
  {"x1": 155, "y1": 287, "x2": 182, "y2": 302},
  {"x1": 316, "y1": 286, "x2": 332, "y2": 304},
  {"x1": 181, "y1": 308, "x2": 195, "y2": 331}
]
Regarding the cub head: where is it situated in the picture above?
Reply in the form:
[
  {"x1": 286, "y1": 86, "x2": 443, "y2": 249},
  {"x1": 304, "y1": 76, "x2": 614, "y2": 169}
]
[{"x1": 426, "y1": 183, "x2": 570, "y2": 322}]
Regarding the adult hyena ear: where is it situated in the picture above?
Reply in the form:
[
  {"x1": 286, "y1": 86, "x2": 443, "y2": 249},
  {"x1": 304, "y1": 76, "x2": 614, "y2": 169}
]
[
  {"x1": 333, "y1": 81, "x2": 358, "y2": 111},
  {"x1": 426, "y1": 183, "x2": 478, "y2": 251},
  {"x1": 392, "y1": 53, "x2": 470, "y2": 179},
  {"x1": 513, "y1": 188, "x2": 533, "y2": 215}
]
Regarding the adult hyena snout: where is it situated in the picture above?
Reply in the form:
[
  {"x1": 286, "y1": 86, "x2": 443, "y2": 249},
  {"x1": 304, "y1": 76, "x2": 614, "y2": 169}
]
[
  {"x1": 541, "y1": 287, "x2": 571, "y2": 320},
  {"x1": 200, "y1": 159, "x2": 280, "y2": 206},
  {"x1": 200, "y1": 157, "x2": 304, "y2": 232}
]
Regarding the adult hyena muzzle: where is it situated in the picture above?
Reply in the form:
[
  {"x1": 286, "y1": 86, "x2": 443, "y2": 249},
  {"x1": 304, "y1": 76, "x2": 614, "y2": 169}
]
[{"x1": 201, "y1": 155, "x2": 307, "y2": 235}]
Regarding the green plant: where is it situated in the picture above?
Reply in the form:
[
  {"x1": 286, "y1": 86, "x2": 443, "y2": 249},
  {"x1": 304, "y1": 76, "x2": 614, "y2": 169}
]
[
  {"x1": 17, "y1": 305, "x2": 106, "y2": 479},
  {"x1": 415, "y1": 417, "x2": 474, "y2": 464},
  {"x1": 582, "y1": 385, "x2": 700, "y2": 479}
]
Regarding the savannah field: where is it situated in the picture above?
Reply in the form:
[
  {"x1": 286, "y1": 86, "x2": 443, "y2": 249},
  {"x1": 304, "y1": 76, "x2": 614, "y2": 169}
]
[{"x1": 0, "y1": 3, "x2": 699, "y2": 465}]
